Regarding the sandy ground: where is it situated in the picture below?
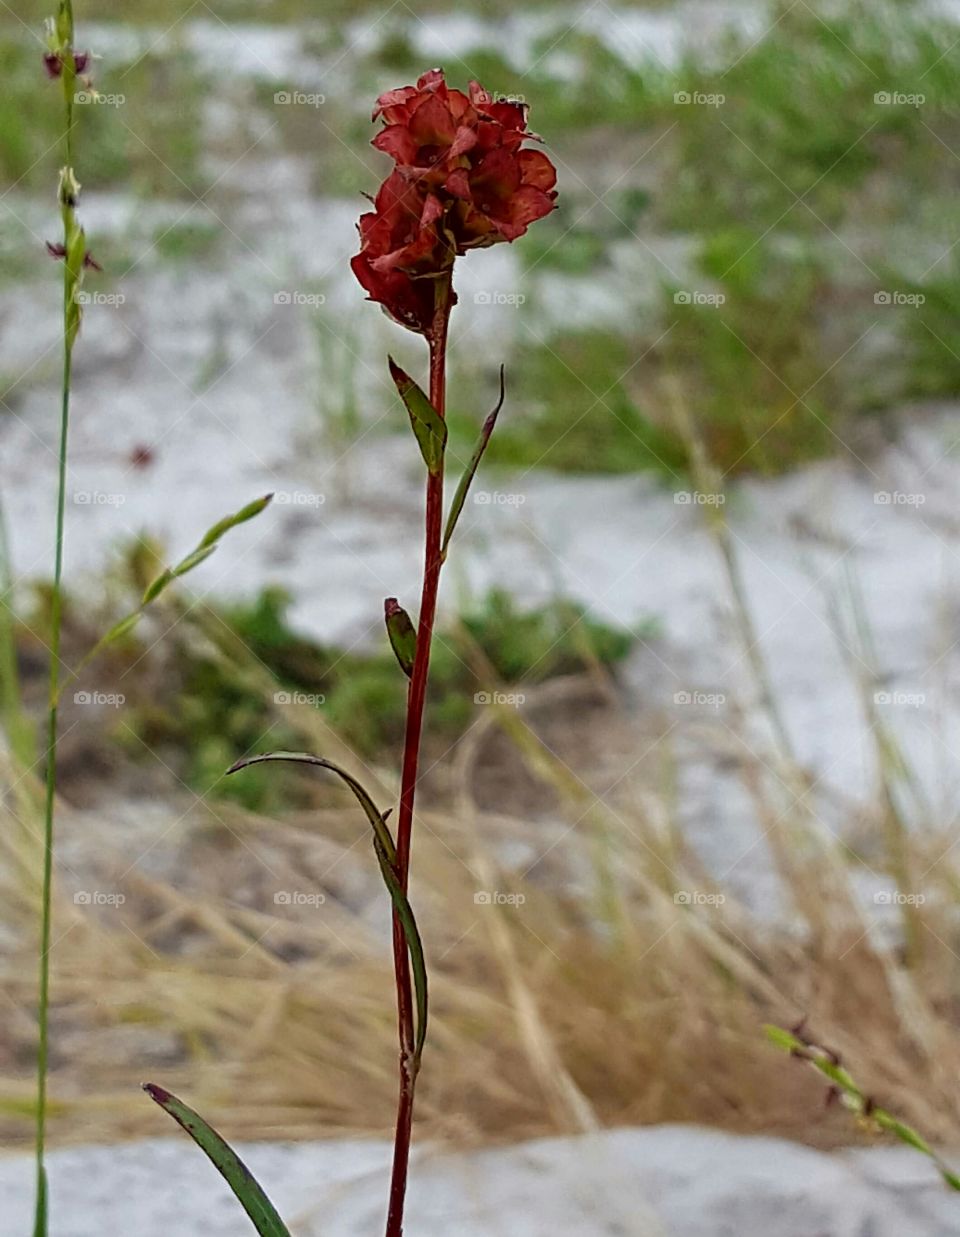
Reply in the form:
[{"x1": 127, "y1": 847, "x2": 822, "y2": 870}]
[{"x1": 3, "y1": 1125, "x2": 960, "y2": 1235}]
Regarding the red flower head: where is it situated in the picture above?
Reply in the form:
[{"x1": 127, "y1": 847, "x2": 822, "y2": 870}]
[{"x1": 352, "y1": 69, "x2": 557, "y2": 334}]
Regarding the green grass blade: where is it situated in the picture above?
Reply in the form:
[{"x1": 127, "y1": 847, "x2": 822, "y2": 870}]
[{"x1": 143, "y1": 1084, "x2": 293, "y2": 1237}]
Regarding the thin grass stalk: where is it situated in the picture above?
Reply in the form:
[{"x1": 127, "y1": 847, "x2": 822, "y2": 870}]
[{"x1": 35, "y1": 6, "x2": 81, "y2": 1231}]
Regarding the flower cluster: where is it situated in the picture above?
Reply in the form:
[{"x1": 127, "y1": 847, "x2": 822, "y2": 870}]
[{"x1": 352, "y1": 69, "x2": 557, "y2": 334}]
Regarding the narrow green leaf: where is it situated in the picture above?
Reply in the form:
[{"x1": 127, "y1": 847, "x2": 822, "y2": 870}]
[
  {"x1": 227, "y1": 750, "x2": 427, "y2": 1058},
  {"x1": 143, "y1": 1084, "x2": 293, "y2": 1237},
  {"x1": 384, "y1": 598, "x2": 416, "y2": 678},
  {"x1": 441, "y1": 365, "x2": 505, "y2": 561},
  {"x1": 172, "y1": 544, "x2": 217, "y2": 578},
  {"x1": 371, "y1": 832, "x2": 429, "y2": 1065},
  {"x1": 198, "y1": 493, "x2": 274, "y2": 551},
  {"x1": 388, "y1": 357, "x2": 446, "y2": 475},
  {"x1": 141, "y1": 568, "x2": 174, "y2": 606}
]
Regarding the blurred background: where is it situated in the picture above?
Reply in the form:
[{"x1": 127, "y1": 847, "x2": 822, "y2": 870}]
[{"x1": 3, "y1": 0, "x2": 960, "y2": 1231}]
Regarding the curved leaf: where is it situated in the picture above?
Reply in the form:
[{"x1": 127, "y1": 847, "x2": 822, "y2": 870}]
[
  {"x1": 227, "y1": 751, "x2": 427, "y2": 1060},
  {"x1": 143, "y1": 1084, "x2": 293, "y2": 1237},
  {"x1": 441, "y1": 365, "x2": 505, "y2": 561}
]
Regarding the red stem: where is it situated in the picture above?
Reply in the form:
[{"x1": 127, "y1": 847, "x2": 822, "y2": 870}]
[{"x1": 385, "y1": 273, "x2": 453, "y2": 1237}]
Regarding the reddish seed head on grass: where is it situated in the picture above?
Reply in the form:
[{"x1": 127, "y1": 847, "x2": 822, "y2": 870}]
[{"x1": 351, "y1": 68, "x2": 558, "y2": 334}]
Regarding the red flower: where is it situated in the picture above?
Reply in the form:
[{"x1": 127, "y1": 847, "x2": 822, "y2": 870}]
[{"x1": 353, "y1": 69, "x2": 557, "y2": 333}]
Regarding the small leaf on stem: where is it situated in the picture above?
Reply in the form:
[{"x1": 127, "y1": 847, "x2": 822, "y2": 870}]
[
  {"x1": 441, "y1": 365, "x2": 505, "y2": 560},
  {"x1": 385, "y1": 598, "x2": 417, "y2": 677},
  {"x1": 388, "y1": 357, "x2": 446, "y2": 475}
]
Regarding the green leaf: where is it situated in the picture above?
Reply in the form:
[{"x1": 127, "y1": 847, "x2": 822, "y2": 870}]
[
  {"x1": 143, "y1": 1084, "x2": 293, "y2": 1237},
  {"x1": 141, "y1": 568, "x2": 174, "y2": 606},
  {"x1": 172, "y1": 544, "x2": 217, "y2": 578},
  {"x1": 388, "y1": 357, "x2": 447, "y2": 475},
  {"x1": 441, "y1": 365, "x2": 505, "y2": 561},
  {"x1": 227, "y1": 751, "x2": 428, "y2": 1061},
  {"x1": 198, "y1": 493, "x2": 274, "y2": 551},
  {"x1": 63, "y1": 493, "x2": 273, "y2": 698},
  {"x1": 384, "y1": 598, "x2": 416, "y2": 678}
]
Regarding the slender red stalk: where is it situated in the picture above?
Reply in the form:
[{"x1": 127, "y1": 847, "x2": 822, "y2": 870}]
[{"x1": 385, "y1": 272, "x2": 453, "y2": 1237}]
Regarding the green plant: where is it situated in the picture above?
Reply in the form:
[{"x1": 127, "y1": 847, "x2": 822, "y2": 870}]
[{"x1": 767, "y1": 1023, "x2": 960, "y2": 1191}]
